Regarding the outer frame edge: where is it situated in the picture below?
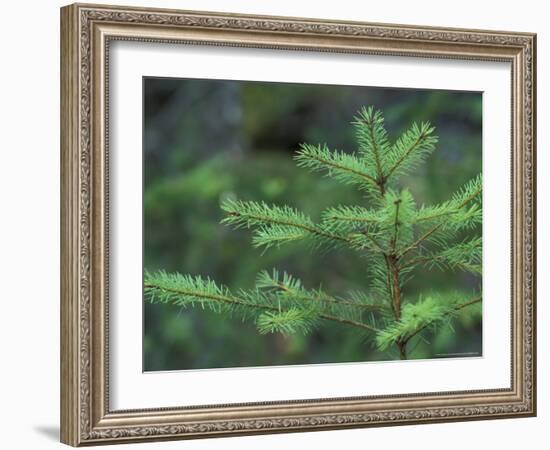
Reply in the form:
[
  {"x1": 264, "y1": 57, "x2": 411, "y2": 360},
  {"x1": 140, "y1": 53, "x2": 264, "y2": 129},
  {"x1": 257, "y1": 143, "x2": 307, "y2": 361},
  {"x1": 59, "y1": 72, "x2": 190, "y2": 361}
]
[
  {"x1": 60, "y1": 3, "x2": 81, "y2": 447},
  {"x1": 60, "y1": 2, "x2": 537, "y2": 446}
]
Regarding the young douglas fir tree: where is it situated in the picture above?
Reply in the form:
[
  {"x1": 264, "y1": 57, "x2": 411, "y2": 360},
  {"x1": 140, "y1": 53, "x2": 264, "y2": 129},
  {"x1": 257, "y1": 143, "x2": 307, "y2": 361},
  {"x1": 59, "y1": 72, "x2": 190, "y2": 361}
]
[{"x1": 145, "y1": 106, "x2": 482, "y2": 360}]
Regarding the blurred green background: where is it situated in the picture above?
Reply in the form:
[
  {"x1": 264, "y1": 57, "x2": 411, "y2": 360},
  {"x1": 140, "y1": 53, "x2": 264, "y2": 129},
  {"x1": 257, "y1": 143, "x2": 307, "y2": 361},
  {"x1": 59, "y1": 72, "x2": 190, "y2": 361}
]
[{"x1": 143, "y1": 77, "x2": 482, "y2": 371}]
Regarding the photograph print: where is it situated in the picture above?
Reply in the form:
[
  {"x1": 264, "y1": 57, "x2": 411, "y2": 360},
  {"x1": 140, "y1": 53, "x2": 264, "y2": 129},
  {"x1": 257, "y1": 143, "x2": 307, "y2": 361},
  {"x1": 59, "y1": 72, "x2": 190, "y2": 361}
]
[{"x1": 143, "y1": 77, "x2": 483, "y2": 371}]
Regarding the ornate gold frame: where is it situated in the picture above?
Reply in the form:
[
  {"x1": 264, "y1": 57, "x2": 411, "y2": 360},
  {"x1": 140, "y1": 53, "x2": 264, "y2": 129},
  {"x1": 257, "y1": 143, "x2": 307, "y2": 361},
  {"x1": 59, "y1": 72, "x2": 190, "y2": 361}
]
[{"x1": 60, "y1": 3, "x2": 536, "y2": 446}]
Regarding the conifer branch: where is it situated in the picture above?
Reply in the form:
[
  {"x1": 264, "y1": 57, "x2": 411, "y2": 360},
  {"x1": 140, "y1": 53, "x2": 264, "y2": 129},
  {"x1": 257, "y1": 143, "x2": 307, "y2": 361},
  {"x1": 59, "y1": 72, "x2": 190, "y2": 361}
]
[
  {"x1": 414, "y1": 176, "x2": 481, "y2": 226},
  {"x1": 399, "y1": 175, "x2": 483, "y2": 259},
  {"x1": 147, "y1": 106, "x2": 482, "y2": 361},
  {"x1": 397, "y1": 255, "x2": 432, "y2": 270},
  {"x1": 402, "y1": 296, "x2": 482, "y2": 344},
  {"x1": 390, "y1": 261, "x2": 402, "y2": 320},
  {"x1": 415, "y1": 209, "x2": 458, "y2": 223},
  {"x1": 455, "y1": 296, "x2": 483, "y2": 310},
  {"x1": 294, "y1": 143, "x2": 380, "y2": 191},
  {"x1": 385, "y1": 122, "x2": 438, "y2": 179},
  {"x1": 455, "y1": 175, "x2": 482, "y2": 208},
  {"x1": 350, "y1": 229, "x2": 387, "y2": 253},
  {"x1": 397, "y1": 224, "x2": 441, "y2": 259},
  {"x1": 392, "y1": 198, "x2": 402, "y2": 250},
  {"x1": 257, "y1": 270, "x2": 385, "y2": 311},
  {"x1": 144, "y1": 282, "x2": 267, "y2": 311},
  {"x1": 352, "y1": 106, "x2": 390, "y2": 186},
  {"x1": 383, "y1": 254, "x2": 397, "y2": 317},
  {"x1": 321, "y1": 205, "x2": 381, "y2": 234},
  {"x1": 376, "y1": 294, "x2": 482, "y2": 350},
  {"x1": 221, "y1": 199, "x2": 352, "y2": 248},
  {"x1": 145, "y1": 272, "x2": 381, "y2": 333}
]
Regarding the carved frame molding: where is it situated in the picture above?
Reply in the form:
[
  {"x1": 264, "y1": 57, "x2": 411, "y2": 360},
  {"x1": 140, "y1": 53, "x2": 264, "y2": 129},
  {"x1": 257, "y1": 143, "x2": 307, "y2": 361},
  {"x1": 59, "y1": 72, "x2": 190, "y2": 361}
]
[{"x1": 60, "y1": 3, "x2": 536, "y2": 446}]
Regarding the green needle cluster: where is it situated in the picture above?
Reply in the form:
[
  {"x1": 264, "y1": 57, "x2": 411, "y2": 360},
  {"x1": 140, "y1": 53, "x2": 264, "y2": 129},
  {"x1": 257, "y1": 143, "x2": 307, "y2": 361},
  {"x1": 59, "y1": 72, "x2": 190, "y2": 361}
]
[{"x1": 145, "y1": 106, "x2": 482, "y2": 360}]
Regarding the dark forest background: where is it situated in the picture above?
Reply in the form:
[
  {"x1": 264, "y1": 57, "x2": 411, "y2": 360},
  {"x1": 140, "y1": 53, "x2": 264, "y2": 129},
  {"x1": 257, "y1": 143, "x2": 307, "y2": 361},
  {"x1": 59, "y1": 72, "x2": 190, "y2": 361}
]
[{"x1": 143, "y1": 77, "x2": 482, "y2": 371}]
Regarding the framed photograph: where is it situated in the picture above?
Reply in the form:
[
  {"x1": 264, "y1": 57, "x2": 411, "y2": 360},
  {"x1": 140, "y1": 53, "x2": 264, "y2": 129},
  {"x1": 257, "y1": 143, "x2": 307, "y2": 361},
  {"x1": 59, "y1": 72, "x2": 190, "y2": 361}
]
[{"x1": 60, "y1": 3, "x2": 537, "y2": 446}]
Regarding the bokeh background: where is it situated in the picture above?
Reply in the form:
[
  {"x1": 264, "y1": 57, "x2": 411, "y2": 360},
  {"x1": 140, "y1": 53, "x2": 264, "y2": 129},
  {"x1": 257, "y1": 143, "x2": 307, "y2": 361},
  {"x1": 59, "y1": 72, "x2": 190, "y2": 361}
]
[{"x1": 143, "y1": 77, "x2": 482, "y2": 371}]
